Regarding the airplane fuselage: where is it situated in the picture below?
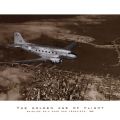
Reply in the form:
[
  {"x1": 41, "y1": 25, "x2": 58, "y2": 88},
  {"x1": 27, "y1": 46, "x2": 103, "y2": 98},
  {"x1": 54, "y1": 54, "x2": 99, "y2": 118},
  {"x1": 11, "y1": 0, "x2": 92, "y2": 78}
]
[{"x1": 13, "y1": 43, "x2": 77, "y2": 63}]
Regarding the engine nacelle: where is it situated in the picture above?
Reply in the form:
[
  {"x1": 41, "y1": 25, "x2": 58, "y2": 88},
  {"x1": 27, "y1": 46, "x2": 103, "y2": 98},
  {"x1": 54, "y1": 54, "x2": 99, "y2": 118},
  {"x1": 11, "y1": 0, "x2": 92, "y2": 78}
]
[{"x1": 50, "y1": 58, "x2": 62, "y2": 63}]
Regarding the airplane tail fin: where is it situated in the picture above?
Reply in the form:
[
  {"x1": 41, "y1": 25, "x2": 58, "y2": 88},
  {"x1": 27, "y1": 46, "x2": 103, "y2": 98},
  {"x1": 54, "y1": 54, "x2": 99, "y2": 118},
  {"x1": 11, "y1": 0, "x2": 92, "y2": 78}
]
[
  {"x1": 14, "y1": 32, "x2": 26, "y2": 44},
  {"x1": 65, "y1": 42, "x2": 77, "y2": 50}
]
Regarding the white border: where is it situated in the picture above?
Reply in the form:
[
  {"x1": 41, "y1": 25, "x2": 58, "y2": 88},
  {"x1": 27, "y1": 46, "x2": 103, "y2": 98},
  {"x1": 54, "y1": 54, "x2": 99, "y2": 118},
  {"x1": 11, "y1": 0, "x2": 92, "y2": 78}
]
[
  {"x1": 0, "y1": 101, "x2": 119, "y2": 120},
  {"x1": 0, "y1": 0, "x2": 120, "y2": 14}
]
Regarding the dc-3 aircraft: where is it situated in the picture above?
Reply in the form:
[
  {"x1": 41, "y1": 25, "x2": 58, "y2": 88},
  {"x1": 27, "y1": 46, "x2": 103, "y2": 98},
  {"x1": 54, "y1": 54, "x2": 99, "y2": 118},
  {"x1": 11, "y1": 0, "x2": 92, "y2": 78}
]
[{"x1": 6, "y1": 32, "x2": 77, "y2": 63}]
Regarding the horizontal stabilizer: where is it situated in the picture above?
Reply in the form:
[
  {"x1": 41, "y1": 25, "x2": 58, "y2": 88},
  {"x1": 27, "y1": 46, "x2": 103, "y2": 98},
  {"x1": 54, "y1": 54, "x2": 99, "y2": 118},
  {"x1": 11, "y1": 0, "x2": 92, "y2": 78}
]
[{"x1": 0, "y1": 58, "x2": 44, "y2": 64}]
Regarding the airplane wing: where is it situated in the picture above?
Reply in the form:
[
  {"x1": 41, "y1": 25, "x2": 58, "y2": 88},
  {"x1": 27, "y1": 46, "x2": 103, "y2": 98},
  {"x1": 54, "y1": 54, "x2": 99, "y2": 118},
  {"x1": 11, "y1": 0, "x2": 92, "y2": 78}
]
[
  {"x1": 0, "y1": 58, "x2": 45, "y2": 64},
  {"x1": 65, "y1": 42, "x2": 77, "y2": 50}
]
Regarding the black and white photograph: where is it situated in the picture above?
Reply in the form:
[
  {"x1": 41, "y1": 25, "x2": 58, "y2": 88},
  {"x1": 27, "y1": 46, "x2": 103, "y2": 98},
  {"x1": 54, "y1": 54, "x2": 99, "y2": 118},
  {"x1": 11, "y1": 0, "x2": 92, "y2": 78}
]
[
  {"x1": 0, "y1": 15, "x2": 120, "y2": 101},
  {"x1": 0, "y1": 0, "x2": 120, "y2": 120}
]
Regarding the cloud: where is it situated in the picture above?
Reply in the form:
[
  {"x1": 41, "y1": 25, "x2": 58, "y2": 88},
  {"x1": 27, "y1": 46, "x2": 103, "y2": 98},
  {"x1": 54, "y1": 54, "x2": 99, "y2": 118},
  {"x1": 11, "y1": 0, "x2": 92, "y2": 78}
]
[
  {"x1": 0, "y1": 21, "x2": 95, "y2": 44},
  {"x1": 0, "y1": 67, "x2": 33, "y2": 100}
]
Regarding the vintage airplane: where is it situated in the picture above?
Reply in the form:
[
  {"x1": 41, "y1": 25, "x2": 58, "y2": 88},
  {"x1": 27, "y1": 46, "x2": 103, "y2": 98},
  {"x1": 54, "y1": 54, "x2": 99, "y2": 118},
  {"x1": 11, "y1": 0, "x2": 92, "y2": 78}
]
[{"x1": 5, "y1": 32, "x2": 77, "y2": 63}]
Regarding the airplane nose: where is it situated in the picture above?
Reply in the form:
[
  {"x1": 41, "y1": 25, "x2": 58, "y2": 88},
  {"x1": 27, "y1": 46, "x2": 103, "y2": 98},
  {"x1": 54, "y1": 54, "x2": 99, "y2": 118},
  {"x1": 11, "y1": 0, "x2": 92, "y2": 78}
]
[
  {"x1": 69, "y1": 54, "x2": 77, "y2": 58},
  {"x1": 72, "y1": 54, "x2": 77, "y2": 58}
]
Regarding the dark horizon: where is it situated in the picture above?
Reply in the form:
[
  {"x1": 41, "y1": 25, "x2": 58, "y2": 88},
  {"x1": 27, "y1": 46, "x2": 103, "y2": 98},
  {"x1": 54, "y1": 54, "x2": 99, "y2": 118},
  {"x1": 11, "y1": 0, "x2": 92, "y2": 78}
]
[
  {"x1": 0, "y1": 15, "x2": 76, "y2": 23},
  {"x1": 0, "y1": 15, "x2": 118, "y2": 23}
]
